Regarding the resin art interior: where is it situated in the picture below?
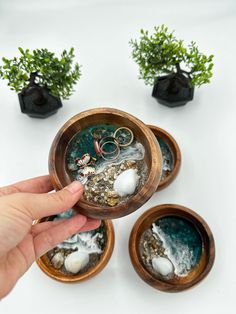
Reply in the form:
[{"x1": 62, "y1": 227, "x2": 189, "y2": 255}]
[
  {"x1": 139, "y1": 216, "x2": 203, "y2": 280},
  {"x1": 66, "y1": 123, "x2": 148, "y2": 207},
  {"x1": 156, "y1": 135, "x2": 174, "y2": 182},
  {"x1": 47, "y1": 209, "x2": 107, "y2": 275}
]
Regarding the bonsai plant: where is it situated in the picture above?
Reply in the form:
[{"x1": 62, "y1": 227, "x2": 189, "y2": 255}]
[
  {"x1": 130, "y1": 25, "x2": 214, "y2": 107},
  {"x1": 0, "y1": 47, "x2": 81, "y2": 118}
]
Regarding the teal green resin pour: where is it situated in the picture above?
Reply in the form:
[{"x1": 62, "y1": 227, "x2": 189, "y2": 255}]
[
  {"x1": 66, "y1": 123, "x2": 117, "y2": 168},
  {"x1": 55, "y1": 209, "x2": 107, "y2": 251},
  {"x1": 152, "y1": 216, "x2": 202, "y2": 275},
  {"x1": 47, "y1": 209, "x2": 107, "y2": 275},
  {"x1": 65, "y1": 123, "x2": 147, "y2": 206},
  {"x1": 156, "y1": 136, "x2": 174, "y2": 180}
]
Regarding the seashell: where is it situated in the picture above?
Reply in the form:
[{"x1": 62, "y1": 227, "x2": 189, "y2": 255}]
[
  {"x1": 76, "y1": 153, "x2": 96, "y2": 167},
  {"x1": 51, "y1": 252, "x2": 64, "y2": 269},
  {"x1": 152, "y1": 256, "x2": 174, "y2": 276},
  {"x1": 114, "y1": 168, "x2": 140, "y2": 197},
  {"x1": 64, "y1": 251, "x2": 89, "y2": 274},
  {"x1": 78, "y1": 166, "x2": 96, "y2": 177}
]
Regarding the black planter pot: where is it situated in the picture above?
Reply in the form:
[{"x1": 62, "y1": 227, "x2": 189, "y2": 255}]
[
  {"x1": 18, "y1": 72, "x2": 62, "y2": 118},
  {"x1": 19, "y1": 87, "x2": 62, "y2": 118},
  {"x1": 152, "y1": 74, "x2": 194, "y2": 108}
]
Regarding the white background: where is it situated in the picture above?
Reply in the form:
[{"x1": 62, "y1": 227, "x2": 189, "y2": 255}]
[{"x1": 0, "y1": 0, "x2": 235, "y2": 313}]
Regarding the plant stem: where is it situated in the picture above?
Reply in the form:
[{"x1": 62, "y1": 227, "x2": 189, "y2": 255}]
[
  {"x1": 176, "y1": 63, "x2": 181, "y2": 73},
  {"x1": 175, "y1": 63, "x2": 191, "y2": 77}
]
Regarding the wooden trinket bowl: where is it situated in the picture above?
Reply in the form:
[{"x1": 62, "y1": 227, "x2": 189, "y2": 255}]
[
  {"x1": 129, "y1": 204, "x2": 215, "y2": 292},
  {"x1": 49, "y1": 108, "x2": 162, "y2": 219},
  {"x1": 37, "y1": 219, "x2": 115, "y2": 283},
  {"x1": 147, "y1": 125, "x2": 181, "y2": 191}
]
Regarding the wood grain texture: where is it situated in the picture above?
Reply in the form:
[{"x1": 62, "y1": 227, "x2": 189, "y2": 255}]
[
  {"x1": 147, "y1": 125, "x2": 181, "y2": 191},
  {"x1": 49, "y1": 108, "x2": 163, "y2": 219},
  {"x1": 129, "y1": 204, "x2": 215, "y2": 292},
  {"x1": 36, "y1": 219, "x2": 115, "y2": 283}
]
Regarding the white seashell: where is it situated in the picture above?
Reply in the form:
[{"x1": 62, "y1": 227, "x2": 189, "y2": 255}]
[
  {"x1": 78, "y1": 166, "x2": 96, "y2": 177},
  {"x1": 152, "y1": 256, "x2": 174, "y2": 276},
  {"x1": 113, "y1": 168, "x2": 140, "y2": 197},
  {"x1": 51, "y1": 252, "x2": 64, "y2": 269},
  {"x1": 64, "y1": 251, "x2": 89, "y2": 274},
  {"x1": 76, "y1": 153, "x2": 91, "y2": 167}
]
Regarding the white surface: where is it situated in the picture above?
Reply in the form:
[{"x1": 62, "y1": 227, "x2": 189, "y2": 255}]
[{"x1": 0, "y1": 0, "x2": 235, "y2": 313}]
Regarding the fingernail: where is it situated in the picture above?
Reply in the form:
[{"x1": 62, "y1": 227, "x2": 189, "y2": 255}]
[{"x1": 66, "y1": 181, "x2": 83, "y2": 194}]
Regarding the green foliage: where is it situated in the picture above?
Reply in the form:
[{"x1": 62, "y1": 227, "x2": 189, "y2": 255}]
[
  {"x1": 129, "y1": 25, "x2": 214, "y2": 87},
  {"x1": 0, "y1": 47, "x2": 81, "y2": 99}
]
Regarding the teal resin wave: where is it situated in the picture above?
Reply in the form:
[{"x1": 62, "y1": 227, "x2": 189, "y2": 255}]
[
  {"x1": 66, "y1": 123, "x2": 117, "y2": 166},
  {"x1": 156, "y1": 136, "x2": 174, "y2": 179},
  {"x1": 152, "y1": 216, "x2": 202, "y2": 276}
]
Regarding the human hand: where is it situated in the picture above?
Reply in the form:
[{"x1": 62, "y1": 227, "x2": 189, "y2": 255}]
[{"x1": 0, "y1": 175, "x2": 100, "y2": 299}]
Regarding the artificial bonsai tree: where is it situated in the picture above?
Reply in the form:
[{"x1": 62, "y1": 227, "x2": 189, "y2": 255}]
[
  {"x1": 130, "y1": 25, "x2": 214, "y2": 107},
  {"x1": 0, "y1": 47, "x2": 81, "y2": 118}
]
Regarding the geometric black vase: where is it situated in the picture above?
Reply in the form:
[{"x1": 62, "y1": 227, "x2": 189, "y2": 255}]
[
  {"x1": 152, "y1": 74, "x2": 194, "y2": 108},
  {"x1": 18, "y1": 72, "x2": 62, "y2": 118},
  {"x1": 18, "y1": 89, "x2": 62, "y2": 118}
]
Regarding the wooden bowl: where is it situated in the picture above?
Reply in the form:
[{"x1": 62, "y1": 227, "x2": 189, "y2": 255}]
[
  {"x1": 49, "y1": 108, "x2": 162, "y2": 219},
  {"x1": 129, "y1": 204, "x2": 215, "y2": 292},
  {"x1": 147, "y1": 125, "x2": 181, "y2": 191},
  {"x1": 37, "y1": 219, "x2": 115, "y2": 283}
]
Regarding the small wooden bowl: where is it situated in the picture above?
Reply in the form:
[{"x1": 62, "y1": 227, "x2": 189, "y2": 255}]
[
  {"x1": 37, "y1": 219, "x2": 115, "y2": 283},
  {"x1": 129, "y1": 204, "x2": 215, "y2": 292},
  {"x1": 147, "y1": 125, "x2": 181, "y2": 191},
  {"x1": 49, "y1": 108, "x2": 162, "y2": 219}
]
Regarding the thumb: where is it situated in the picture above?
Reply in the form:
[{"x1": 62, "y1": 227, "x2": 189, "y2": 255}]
[{"x1": 16, "y1": 181, "x2": 84, "y2": 219}]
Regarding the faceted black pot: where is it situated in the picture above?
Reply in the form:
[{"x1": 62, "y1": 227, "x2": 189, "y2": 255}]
[
  {"x1": 152, "y1": 74, "x2": 194, "y2": 108},
  {"x1": 18, "y1": 86, "x2": 62, "y2": 118}
]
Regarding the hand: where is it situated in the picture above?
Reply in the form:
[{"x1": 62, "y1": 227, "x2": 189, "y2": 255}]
[{"x1": 0, "y1": 175, "x2": 100, "y2": 299}]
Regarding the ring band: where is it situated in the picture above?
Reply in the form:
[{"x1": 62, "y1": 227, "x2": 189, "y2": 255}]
[
  {"x1": 94, "y1": 139, "x2": 102, "y2": 155},
  {"x1": 100, "y1": 140, "x2": 119, "y2": 155},
  {"x1": 113, "y1": 127, "x2": 134, "y2": 147},
  {"x1": 94, "y1": 127, "x2": 133, "y2": 158},
  {"x1": 99, "y1": 136, "x2": 118, "y2": 153},
  {"x1": 101, "y1": 145, "x2": 120, "y2": 161}
]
